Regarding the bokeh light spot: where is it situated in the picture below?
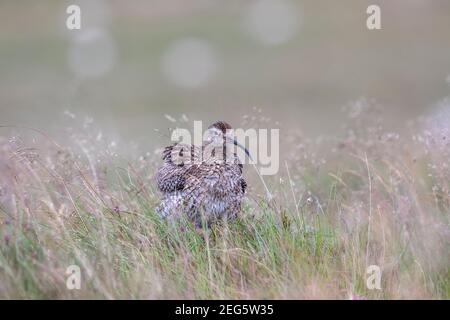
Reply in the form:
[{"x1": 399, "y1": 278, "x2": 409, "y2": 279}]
[
  {"x1": 162, "y1": 38, "x2": 218, "y2": 89},
  {"x1": 68, "y1": 28, "x2": 116, "y2": 78},
  {"x1": 426, "y1": 97, "x2": 450, "y2": 148},
  {"x1": 243, "y1": 0, "x2": 301, "y2": 46}
]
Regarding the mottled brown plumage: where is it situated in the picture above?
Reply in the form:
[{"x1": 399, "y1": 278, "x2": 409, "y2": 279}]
[{"x1": 155, "y1": 121, "x2": 248, "y2": 226}]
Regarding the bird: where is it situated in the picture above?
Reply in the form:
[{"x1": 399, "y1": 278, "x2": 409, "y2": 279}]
[{"x1": 155, "y1": 121, "x2": 250, "y2": 226}]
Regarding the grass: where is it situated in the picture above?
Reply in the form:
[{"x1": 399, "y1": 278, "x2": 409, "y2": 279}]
[{"x1": 0, "y1": 104, "x2": 449, "y2": 299}]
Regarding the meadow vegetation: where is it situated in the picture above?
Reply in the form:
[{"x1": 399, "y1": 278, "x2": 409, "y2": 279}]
[{"x1": 0, "y1": 101, "x2": 448, "y2": 299}]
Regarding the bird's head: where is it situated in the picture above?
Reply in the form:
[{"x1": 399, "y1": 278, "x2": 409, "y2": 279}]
[{"x1": 205, "y1": 121, "x2": 252, "y2": 160}]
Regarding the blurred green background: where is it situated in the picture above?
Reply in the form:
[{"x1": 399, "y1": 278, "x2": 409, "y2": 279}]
[{"x1": 1, "y1": 0, "x2": 450, "y2": 148}]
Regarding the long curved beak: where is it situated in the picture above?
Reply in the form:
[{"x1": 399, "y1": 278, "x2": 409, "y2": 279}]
[{"x1": 226, "y1": 136, "x2": 253, "y2": 161}]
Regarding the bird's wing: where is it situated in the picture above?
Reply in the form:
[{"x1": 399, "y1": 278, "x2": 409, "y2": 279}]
[
  {"x1": 182, "y1": 163, "x2": 245, "y2": 198},
  {"x1": 155, "y1": 144, "x2": 201, "y2": 193}
]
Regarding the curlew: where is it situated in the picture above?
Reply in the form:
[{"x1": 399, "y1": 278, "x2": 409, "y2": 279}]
[{"x1": 155, "y1": 121, "x2": 250, "y2": 226}]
